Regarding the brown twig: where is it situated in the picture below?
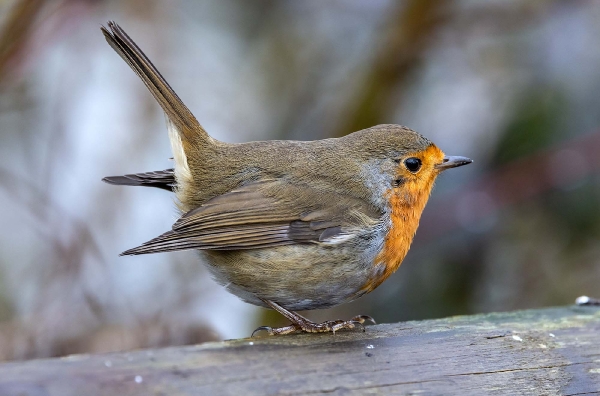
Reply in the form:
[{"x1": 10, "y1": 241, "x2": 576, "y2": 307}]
[{"x1": 0, "y1": 0, "x2": 45, "y2": 81}]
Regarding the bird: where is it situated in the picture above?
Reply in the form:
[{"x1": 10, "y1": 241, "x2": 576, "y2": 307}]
[{"x1": 101, "y1": 21, "x2": 472, "y2": 336}]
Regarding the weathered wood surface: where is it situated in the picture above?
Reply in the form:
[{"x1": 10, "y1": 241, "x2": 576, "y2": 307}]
[{"x1": 0, "y1": 306, "x2": 598, "y2": 395}]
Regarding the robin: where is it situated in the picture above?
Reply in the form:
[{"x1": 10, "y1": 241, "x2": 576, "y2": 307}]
[{"x1": 101, "y1": 22, "x2": 472, "y2": 336}]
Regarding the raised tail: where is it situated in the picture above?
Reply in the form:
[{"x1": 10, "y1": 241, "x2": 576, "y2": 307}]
[
  {"x1": 101, "y1": 21, "x2": 210, "y2": 147},
  {"x1": 102, "y1": 169, "x2": 176, "y2": 191},
  {"x1": 101, "y1": 21, "x2": 217, "y2": 204}
]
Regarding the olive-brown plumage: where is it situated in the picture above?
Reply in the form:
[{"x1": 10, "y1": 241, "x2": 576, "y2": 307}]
[{"x1": 101, "y1": 22, "x2": 472, "y2": 335}]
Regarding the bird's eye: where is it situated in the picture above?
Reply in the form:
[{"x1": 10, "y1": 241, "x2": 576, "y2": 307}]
[{"x1": 404, "y1": 157, "x2": 422, "y2": 173}]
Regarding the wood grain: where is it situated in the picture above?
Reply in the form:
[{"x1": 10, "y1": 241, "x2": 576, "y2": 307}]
[{"x1": 0, "y1": 306, "x2": 598, "y2": 395}]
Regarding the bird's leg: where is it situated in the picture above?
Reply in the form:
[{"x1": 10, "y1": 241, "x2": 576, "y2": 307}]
[{"x1": 252, "y1": 299, "x2": 376, "y2": 336}]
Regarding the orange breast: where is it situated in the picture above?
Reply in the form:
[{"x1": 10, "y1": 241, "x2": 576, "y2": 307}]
[
  {"x1": 360, "y1": 190, "x2": 424, "y2": 292},
  {"x1": 361, "y1": 145, "x2": 443, "y2": 293}
]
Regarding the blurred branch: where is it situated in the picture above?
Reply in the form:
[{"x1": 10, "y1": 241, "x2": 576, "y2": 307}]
[
  {"x1": 334, "y1": 0, "x2": 453, "y2": 137},
  {"x1": 0, "y1": 0, "x2": 45, "y2": 82},
  {"x1": 0, "y1": 167, "x2": 104, "y2": 271},
  {"x1": 0, "y1": 166, "x2": 106, "y2": 328}
]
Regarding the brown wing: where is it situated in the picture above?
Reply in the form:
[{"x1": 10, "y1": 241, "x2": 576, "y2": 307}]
[{"x1": 121, "y1": 180, "x2": 379, "y2": 255}]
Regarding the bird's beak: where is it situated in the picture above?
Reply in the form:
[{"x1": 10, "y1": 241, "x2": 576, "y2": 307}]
[{"x1": 435, "y1": 156, "x2": 472, "y2": 171}]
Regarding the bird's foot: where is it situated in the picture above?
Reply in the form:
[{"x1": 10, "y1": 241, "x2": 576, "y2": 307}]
[
  {"x1": 252, "y1": 317, "x2": 375, "y2": 336},
  {"x1": 252, "y1": 299, "x2": 376, "y2": 336}
]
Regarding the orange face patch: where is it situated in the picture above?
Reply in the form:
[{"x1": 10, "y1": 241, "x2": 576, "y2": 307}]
[{"x1": 362, "y1": 144, "x2": 445, "y2": 293}]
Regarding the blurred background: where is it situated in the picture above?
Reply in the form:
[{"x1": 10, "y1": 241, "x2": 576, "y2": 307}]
[{"x1": 0, "y1": 0, "x2": 599, "y2": 361}]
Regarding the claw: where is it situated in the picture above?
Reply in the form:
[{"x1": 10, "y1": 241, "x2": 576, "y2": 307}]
[
  {"x1": 252, "y1": 324, "x2": 300, "y2": 336},
  {"x1": 251, "y1": 326, "x2": 273, "y2": 337},
  {"x1": 351, "y1": 315, "x2": 376, "y2": 325}
]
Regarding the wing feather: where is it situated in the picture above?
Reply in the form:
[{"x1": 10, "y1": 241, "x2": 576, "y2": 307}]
[{"x1": 121, "y1": 180, "x2": 379, "y2": 255}]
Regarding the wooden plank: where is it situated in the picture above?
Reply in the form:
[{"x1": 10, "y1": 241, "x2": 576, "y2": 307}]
[{"x1": 0, "y1": 306, "x2": 598, "y2": 395}]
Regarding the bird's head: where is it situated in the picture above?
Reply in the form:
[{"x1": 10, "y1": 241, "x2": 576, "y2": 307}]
[{"x1": 348, "y1": 125, "x2": 472, "y2": 210}]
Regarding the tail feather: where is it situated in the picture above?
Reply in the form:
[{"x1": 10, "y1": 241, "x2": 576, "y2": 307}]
[
  {"x1": 102, "y1": 169, "x2": 176, "y2": 191},
  {"x1": 100, "y1": 21, "x2": 209, "y2": 147}
]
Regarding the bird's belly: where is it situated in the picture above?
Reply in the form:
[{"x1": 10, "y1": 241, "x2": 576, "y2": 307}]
[{"x1": 201, "y1": 239, "x2": 384, "y2": 311}]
